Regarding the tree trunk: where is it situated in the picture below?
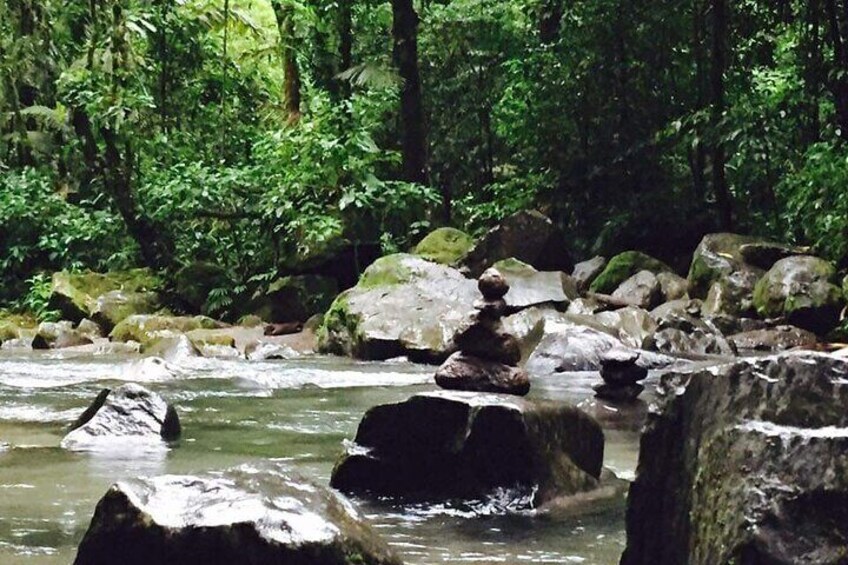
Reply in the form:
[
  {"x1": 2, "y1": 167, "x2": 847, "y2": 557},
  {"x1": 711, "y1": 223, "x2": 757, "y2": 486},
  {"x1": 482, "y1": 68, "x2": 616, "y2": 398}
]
[
  {"x1": 710, "y1": 0, "x2": 733, "y2": 229},
  {"x1": 271, "y1": 0, "x2": 302, "y2": 123},
  {"x1": 826, "y1": 0, "x2": 848, "y2": 138},
  {"x1": 391, "y1": 0, "x2": 428, "y2": 185},
  {"x1": 539, "y1": 0, "x2": 563, "y2": 44}
]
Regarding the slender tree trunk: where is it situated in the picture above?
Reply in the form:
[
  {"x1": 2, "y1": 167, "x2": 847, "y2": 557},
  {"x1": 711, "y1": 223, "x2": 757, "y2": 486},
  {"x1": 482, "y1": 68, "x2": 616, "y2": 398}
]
[
  {"x1": 391, "y1": 0, "x2": 428, "y2": 185},
  {"x1": 271, "y1": 0, "x2": 302, "y2": 123},
  {"x1": 711, "y1": 0, "x2": 733, "y2": 229},
  {"x1": 539, "y1": 0, "x2": 563, "y2": 44},
  {"x1": 339, "y1": 0, "x2": 353, "y2": 100},
  {"x1": 826, "y1": 0, "x2": 848, "y2": 138}
]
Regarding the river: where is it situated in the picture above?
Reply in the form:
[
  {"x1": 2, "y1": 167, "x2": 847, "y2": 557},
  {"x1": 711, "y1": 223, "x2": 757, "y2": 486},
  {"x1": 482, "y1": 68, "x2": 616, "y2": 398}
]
[{"x1": 0, "y1": 349, "x2": 648, "y2": 564}]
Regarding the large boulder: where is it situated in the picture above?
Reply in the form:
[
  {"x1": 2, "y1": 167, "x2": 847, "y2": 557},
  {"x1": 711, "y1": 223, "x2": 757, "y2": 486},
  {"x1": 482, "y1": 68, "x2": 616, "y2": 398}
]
[
  {"x1": 687, "y1": 233, "x2": 765, "y2": 299},
  {"x1": 458, "y1": 210, "x2": 573, "y2": 277},
  {"x1": 728, "y1": 325, "x2": 818, "y2": 353},
  {"x1": 644, "y1": 308, "x2": 735, "y2": 358},
  {"x1": 621, "y1": 353, "x2": 848, "y2": 565},
  {"x1": 91, "y1": 290, "x2": 160, "y2": 333},
  {"x1": 246, "y1": 275, "x2": 338, "y2": 324},
  {"x1": 493, "y1": 258, "x2": 578, "y2": 309},
  {"x1": 700, "y1": 268, "x2": 762, "y2": 328},
  {"x1": 74, "y1": 465, "x2": 402, "y2": 565},
  {"x1": 109, "y1": 315, "x2": 223, "y2": 349},
  {"x1": 412, "y1": 227, "x2": 474, "y2": 265},
  {"x1": 330, "y1": 391, "x2": 604, "y2": 506},
  {"x1": 752, "y1": 255, "x2": 844, "y2": 334},
  {"x1": 47, "y1": 269, "x2": 162, "y2": 324},
  {"x1": 738, "y1": 241, "x2": 809, "y2": 270},
  {"x1": 589, "y1": 251, "x2": 674, "y2": 295},
  {"x1": 593, "y1": 306, "x2": 657, "y2": 349},
  {"x1": 61, "y1": 384, "x2": 180, "y2": 450},
  {"x1": 318, "y1": 254, "x2": 477, "y2": 362},
  {"x1": 572, "y1": 256, "x2": 607, "y2": 291}
]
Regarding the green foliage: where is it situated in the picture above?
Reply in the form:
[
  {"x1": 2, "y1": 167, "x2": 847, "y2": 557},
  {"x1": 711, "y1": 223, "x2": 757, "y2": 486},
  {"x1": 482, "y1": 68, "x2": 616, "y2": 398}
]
[{"x1": 20, "y1": 274, "x2": 60, "y2": 322}]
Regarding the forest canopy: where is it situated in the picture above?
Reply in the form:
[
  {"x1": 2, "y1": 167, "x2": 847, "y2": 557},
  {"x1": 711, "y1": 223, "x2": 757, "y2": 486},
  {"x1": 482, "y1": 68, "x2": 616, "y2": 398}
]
[{"x1": 2, "y1": 0, "x2": 848, "y2": 311}]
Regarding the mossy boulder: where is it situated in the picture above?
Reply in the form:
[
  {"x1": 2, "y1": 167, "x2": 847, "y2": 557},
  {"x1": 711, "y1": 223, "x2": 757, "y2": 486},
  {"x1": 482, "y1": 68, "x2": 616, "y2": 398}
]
[
  {"x1": 0, "y1": 321, "x2": 21, "y2": 344},
  {"x1": 91, "y1": 291, "x2": 160, "y2": 333},
  {"x1": 246, "y1": 275, "x2": 338, "y2": 324},
  {"x1": 621, "y1": 353, "x2": 848, "y2": 565},
  {"x1": 752, "y1": 255, "x2": 844, "y2": 334},
  {"x1": 174, "y1": 261, "x2": 231, "y2": 314},
  {"x1": 109, "y1": 315, "x2": 223, "y2": 349},
  {"x1": 589, "y1": 251, "x2": 674, "y2": 294},
  {"x1": 412, "y1": 227, "x2": 474, "y2": 265},
  {"x1": 32, "y1": 321, "x2": 93, "y2": 349},
  {"x1": 318, "y1": 254, "x2": 477, "y2": 362},
  {"x1": 686, "y1": 233, "x2": 765, "y2": 299},
  {"x1": 48, "y1": 269, "x2": 162, "y2": 324}
]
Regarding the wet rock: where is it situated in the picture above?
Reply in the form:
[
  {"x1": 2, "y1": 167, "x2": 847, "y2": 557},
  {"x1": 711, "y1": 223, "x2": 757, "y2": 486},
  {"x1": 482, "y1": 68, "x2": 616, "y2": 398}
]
[
  {"x1": 646, "y1": 326, "x2": 735, "y2": 358},
  {"x1": 701, "y1": 269, "x2": 762, "y2": 325},
  {"x1": 110, "y1": 315, "x2": 224, "y2": 349},
  {"x1": 478, "y1": 268, "x2": 509, "y2": 300},
  {"x1": 572, "y1": 256, "x2": 607, "y2": 291},
  {"x1": 145, "y1": 334, "x2": 202, "y2": 360},
  {"x1": 62, "y1": 384, "x2": 180, "y2": 450},
  {"x1": 48, "y1": 269, "x2": 162, "y2": 324},
  {"x1": 502, "y1": 306, "x2": 572, "y2": 361},
  {"x1": 589, "y1": 251, "x2": 674, "y2": 294},
  {"x1": 459, "y1": 210, "x2": 573, "y2": 278},
  {"x1": 91, "y1": 290, "x2": 160, "y2": 333},
  {"x1": 753, "y1": 255, "x2": 844, "y2": 335},
  {"x1": 77, "y1": 318, "x2": 104, "y2": 340},
  {"x1": 621, "y1": 353, "x2": 848, "y2": 565},
  {"x1": 331, "y1": 391, "x2": 604, "y2": 506},
  {"x1": 594, "y1": 306, "x2": 657, "y2": 349},
  {"x1": 656, "y1": 272, "x2": 688, "y2": 302},
  {"x1": 686, "y1": 233, "x2": 765, "y2": 299},
  {"x1": 245, "y1": 341, "x2": 300, "y2": 360},
  {"x1": 494, "y1": 259, "x2": 578, "y2": 309},
  {"x1": 434, "y1": 352, "x2": 530, "y2": 395},
  {"x1": 413, "y1": 227, "x2": 475, "y2": 265},
  {"x1": 318, "y1": 254, "x2": 477, "y2": 362},
  {"x1": 245, "y1": 275, "x2": 338, "y2": 324},
  {"x1": 566, "y1": 297, "x2": 604, "y2": 316},
  {"x1": 525, "y1": 324, "x2": 671, "y2": 373},
  {"x1": 32, "y1": 321, "x2": 93, "y2": 350},
  {"x1": 593, "y1": 383, "x2": 644, "y2": 402},
  {"x1": 599, "y1": 348, "x2": 648, "y2": 386},
  {"x1": 74, "y1": 465, "x2": 402, "y2": 565},
  {"x1": 452, "y1": 322, "x2": 521, "y2": 365},
  {"x1": 728, "y1": 325, "x2": 818, "y2": 352},
  {"x1": 611, "y1": 270, "x2": 663, "y2": 310},
  {"x1": 651, "y1": 299, "x2": 702, "y2": 323}
]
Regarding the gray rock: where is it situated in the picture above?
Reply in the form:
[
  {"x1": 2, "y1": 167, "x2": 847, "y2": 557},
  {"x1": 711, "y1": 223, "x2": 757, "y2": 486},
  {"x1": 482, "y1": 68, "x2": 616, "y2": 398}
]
[
  {"x1": 738, "y1": 241, "x2": 809, "y2": 270},
  {"x1": 593, "y1": 382, "x2": 644, "y2": 402},
  {"x1": 494, "y1": 259, "x2": 578, "y2": 309},
  {"x1": 647, "y1": 327, "x2": 735, "y2": 358},
  {"x1": 434, "y1": 352, "x2": 530, "y2": 395},
  {"x1": 687, "y1": 233, "x2": 766, "y2": 299},
  {"x1": 330, "y1": 391, "x2": 603, "y2": 506},
  {"x1": 74, "y1": 465, "x2": 402, "y2": 565},
  {"x1": 621, "y1": 353, "x2": 848, "y2": 565},
  {"x1": 318, "y1": 254, "x2": 478, "y2": 363},
  {"x1": 91, "y1": 290, "x2": 160, "y2": 333},
  {"x1": 459, "y1": 210, "x2": 574, "y2": 277},
  {"x1": 572, "y1": 256, "x2": 607, "y2": 291},
  {"x1": 599, "y1": 348, "x2": 648, "y2": 386},
  {"x1": 728, "y1": 325, "x2": 818, "y2": 352},
  {"x1": 593, "y1": 306, "x2": 657, "y2": 349},
  {"x1": 656, "y1": 272, "x2": 689, "y2": 302},
  {"x1": 611, "y1": 271, "x2": 663, "y2": 310},
  {"x1": 452, "y1": 321, "x2": 521, "y2": 365},
  {"x1": 62, "y1": 384, "x2": 180, "y2": 450},
  {"x1": 32, "y1": 321, "x2": 93, "y2": 350}
]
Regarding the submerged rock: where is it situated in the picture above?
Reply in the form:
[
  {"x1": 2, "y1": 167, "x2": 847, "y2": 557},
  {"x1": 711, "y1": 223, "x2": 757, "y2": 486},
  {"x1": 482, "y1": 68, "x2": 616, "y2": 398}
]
[
  {"x1": 331, "y1": 391, "x2": 604, "y2": 506},
  {"x1": 621, "y1": 353, "x2": 848, "y2": 565},
  {"x1": 318, "y1": 254, "x2": 477, "y2": 362},
  {"x1": 434, "y1": 352, "x2": 530, "y2": 395},
  {"x1": 62, "y1": 384, "x2": 180, "y2": 450},
  {"x1": 459, "y1": 210, "x2": 573, "y2": 277},
  {"x1": 74, "y1": 465, "x2": 402, "y2": 565},
  {"x1": 753, "y1": 255, "x2": 844, "y2": 335}
]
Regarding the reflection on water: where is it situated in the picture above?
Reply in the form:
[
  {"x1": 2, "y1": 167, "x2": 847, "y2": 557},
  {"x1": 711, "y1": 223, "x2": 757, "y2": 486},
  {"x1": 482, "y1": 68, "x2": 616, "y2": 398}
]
[{"x1": 0, "y1": 350, "x2": 646, "y2": 564}]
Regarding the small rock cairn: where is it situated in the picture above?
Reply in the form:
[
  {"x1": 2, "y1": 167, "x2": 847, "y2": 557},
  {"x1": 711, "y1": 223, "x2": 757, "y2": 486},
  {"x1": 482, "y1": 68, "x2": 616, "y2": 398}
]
[
  {"x1": 434, "y1": 268, "x2": 530, "y2": 396},
  {"x1": 593, "y1": 348, "x2": 647, "y2": 402}
]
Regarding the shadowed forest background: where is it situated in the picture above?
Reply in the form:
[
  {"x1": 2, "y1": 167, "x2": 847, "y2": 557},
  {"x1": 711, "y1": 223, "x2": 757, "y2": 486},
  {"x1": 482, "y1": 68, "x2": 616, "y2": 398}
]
[{"x1": 2, "y1": 0, "x2": 848, "y2": 317}]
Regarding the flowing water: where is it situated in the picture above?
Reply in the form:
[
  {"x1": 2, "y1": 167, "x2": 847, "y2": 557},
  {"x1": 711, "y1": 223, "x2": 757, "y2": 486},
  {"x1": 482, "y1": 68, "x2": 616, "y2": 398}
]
[{"x1": 0, "y1": 349, "x2": 650, "y2": 564}]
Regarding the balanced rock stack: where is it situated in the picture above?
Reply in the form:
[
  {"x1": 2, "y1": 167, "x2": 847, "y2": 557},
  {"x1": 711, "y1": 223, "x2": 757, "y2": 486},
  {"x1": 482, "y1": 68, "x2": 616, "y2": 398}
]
[
  {"x1": 434, "y1": 268, "x2": 530, "y2": 396},
  {"x1": 593, "y1": 348, "x2": 647, "y2": 402}
]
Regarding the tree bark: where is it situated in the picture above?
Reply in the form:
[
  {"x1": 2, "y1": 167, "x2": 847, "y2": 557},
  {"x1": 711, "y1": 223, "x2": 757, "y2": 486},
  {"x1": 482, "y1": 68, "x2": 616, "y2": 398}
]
[
  {"x1": 271, "y1": 0, "x2": 302, "y2": 123},
  {"x1": 710, "y1": 0, "x2": 733, "y2": 229},
  {"x1": 391, "y1": 0, "x2": 428, "y2": 185}
]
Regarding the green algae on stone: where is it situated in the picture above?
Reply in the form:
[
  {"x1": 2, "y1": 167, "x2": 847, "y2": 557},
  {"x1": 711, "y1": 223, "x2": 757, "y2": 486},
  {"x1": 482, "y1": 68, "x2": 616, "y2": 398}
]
[
  {"x1": 413, "y1": 227, "x2": 474, "y2": 265},
  {"x1": 110, "y1": 314, "x2": 222, "y2": 347},
  {"x1": 48, "y1": 269, "x2": 162, "y2": 323},
  {"x1": 589, "y1": 251, "x2": 674, "y2": 294}
]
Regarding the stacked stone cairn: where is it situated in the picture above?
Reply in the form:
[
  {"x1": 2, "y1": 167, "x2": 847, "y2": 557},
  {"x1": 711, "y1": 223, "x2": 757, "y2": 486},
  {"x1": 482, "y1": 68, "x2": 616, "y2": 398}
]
[
  {"x1": 434, "y1": 268, "x2": 530, "y2": 396},
  {"x1": 593, "y1": 348, "x2": 647, "y2": 402}
]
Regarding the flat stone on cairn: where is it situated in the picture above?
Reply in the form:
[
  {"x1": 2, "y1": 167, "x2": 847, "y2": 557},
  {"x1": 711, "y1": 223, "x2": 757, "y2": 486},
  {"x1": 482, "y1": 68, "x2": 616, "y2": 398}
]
[
  {"x1": 594, "y1": 348, "x2": 647, "y2": 402},
  {"x1": 435, "y1": 268, "x2": 530, "y2": 396}
]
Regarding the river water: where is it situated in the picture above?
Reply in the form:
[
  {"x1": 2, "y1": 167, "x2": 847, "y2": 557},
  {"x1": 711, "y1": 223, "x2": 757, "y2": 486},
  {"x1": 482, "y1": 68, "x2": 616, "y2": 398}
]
[{"x1": 0, "y1": 349, "x2": 649, "y2": 564}]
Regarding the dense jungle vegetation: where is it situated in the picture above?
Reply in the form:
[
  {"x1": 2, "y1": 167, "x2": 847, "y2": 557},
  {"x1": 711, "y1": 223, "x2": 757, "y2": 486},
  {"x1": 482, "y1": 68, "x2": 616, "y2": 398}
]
[{"x1": 2, "y1": 0, "x2": 848, "y2": 313}]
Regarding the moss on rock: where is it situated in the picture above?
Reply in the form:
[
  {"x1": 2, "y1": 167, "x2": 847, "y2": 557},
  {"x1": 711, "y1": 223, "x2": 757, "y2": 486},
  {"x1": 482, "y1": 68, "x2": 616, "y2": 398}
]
[
  {"x1": 589, "y1": 251, "x2": 673, "y2": 294},
  {"x1": 48, "y1": 269, "x2": 162, "y2": 323},
  {"x1": 110, "y1": 314, "x2": 221, "y2": 347},
  {"x1": 413, "y1": 227, "x2": 474, "y2": 265}
]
